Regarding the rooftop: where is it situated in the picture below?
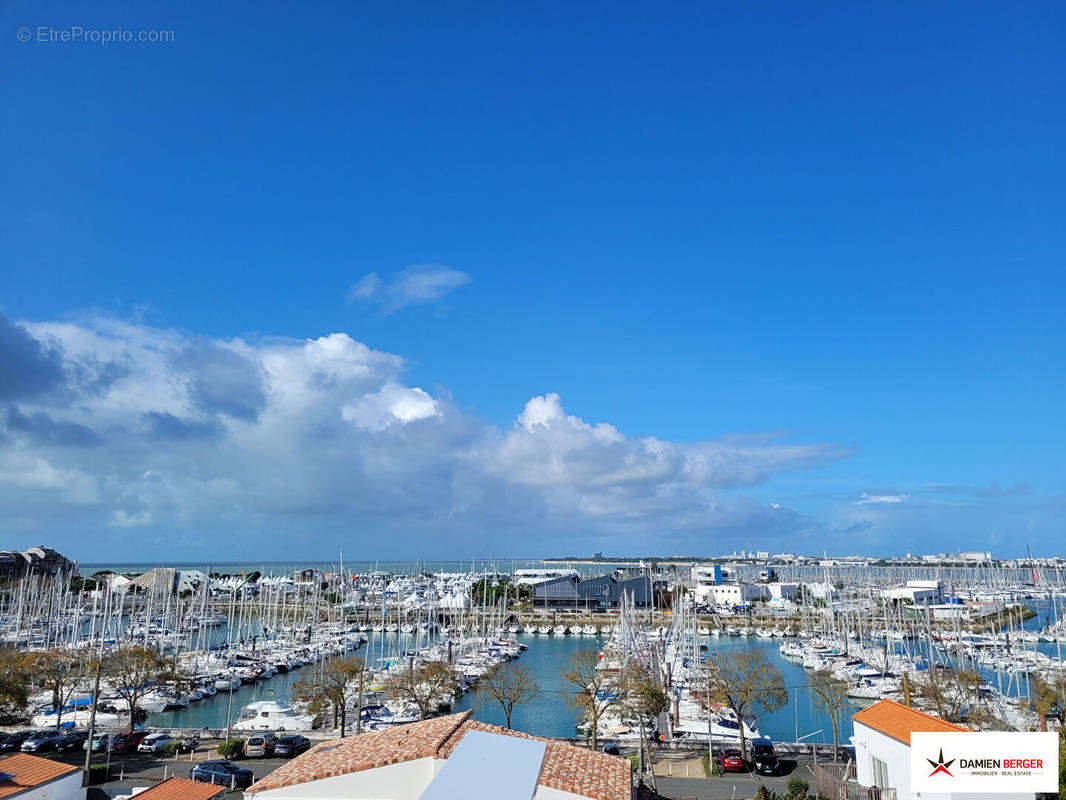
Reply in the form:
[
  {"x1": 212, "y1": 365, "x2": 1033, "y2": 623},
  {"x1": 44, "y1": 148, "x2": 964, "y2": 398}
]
[
  {"x1": 0, "y1": 753, "x2": 80, "y2": 798},
  {"x1": 247, "y1": 711, "x2": 631, "y2": 800},
  {"x1": 128, "y1": 777, "x2": 226, "y2": 800},
  {"x1": 852, "y1": 698, "x2": 967, "y2": 745}
]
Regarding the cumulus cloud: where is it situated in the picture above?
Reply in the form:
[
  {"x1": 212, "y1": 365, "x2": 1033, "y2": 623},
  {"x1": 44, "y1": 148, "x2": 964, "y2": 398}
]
[
  {"x1": 0, "y1": 314, "x2": 66, "y2": 401},
  {"x1": 0, "y1": 315, "x2": 850, "y2": 558},
  {"x1": 347, "y1": 264, "x2": 471, "y2": 314}
]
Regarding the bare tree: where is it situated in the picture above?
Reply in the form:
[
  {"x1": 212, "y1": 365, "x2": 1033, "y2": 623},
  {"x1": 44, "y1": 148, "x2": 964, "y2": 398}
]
[
  {"x1": 102, "y1": 645, "x2": 177, "y2": 731},
  {"x1": 24, "y1": 648, "x2": 94, "y2": 729},
  {"x1": 917, "y1": 666, "x2": 981, "y2": 723},
  {"x1": 562, "y1": 649, "x2": 634, "y2": 750},
  {"x1": 294, "y1": 657, "x2": 364, "y2": 737},
  {"x1": 808, "y1": 670, "x2": 851, "y2": 759},
  {"x1": 703, "y1": 648, "x2": 787, "y2": 760},
  {"x1": 385, "y1": 660, "x2": 457, "y2": 719},
  {"x1": 475, "y1": 662, "x2": 539, "y2": 729}
]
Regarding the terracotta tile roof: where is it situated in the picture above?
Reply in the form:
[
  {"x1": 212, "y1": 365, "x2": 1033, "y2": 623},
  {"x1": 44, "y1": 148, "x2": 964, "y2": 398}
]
[
  {"x1": 130, "y1": 777, "x2": 226, "y2": 800},
  {"x1": 248, "y1": 712, "x2": 631, "y2": 800},
  {"x1": 247, "y1": 714, "x2": 470, "y2": 794},
  {"x1": 0, "y1": 753, "x2": 80, "y2": 798},
  {"x1": 852, "y1": 698, "x2": 967, "y2": 745}
]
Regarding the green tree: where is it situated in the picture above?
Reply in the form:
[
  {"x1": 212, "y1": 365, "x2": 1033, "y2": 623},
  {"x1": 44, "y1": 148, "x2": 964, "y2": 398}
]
[
  {"x1": 475, "y1": 662, "x2": 539, "y2": 729},
  {"x1": 704, "y1": 648, "x2": 788, "y2": 760},
  {"x1": 1030, "y1": 674, "x2": 1066, "y2": 731},
  {"x1": 0, "y1": 648, "x2": 30, "y2": 723},
  {"x1": 294, "y1": 657, "x2": 364, "y2": 736}
]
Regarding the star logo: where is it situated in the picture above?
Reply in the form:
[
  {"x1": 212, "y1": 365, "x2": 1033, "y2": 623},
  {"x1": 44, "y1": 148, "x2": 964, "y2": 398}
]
[{"x1": 927, "y1": 748, "x2": 955, "y2": 777}]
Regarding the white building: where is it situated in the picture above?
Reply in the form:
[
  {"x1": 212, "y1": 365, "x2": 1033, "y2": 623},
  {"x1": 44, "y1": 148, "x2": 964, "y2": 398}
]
[
  {"x1": 708, "y1": 584, "x2": 768, "y2": 606},
  {"x1": 882, "y1": 580, "x2": 944, "y2": 607},
  {"x1": 851, "y1": 699, "x2": 1033, "y2": 800},
  {"x1": 767, "y1": 583, "x2": 798, "y2": 602},
  {"x1": 0, "y1": 753, "x2": 84, "y2": 800},
  {"x1": 244, "y1": 711, "x2": 631, "y2": 800},
  {"x1": 513, "y1": 569, "x2": 579, "y2": 586}
]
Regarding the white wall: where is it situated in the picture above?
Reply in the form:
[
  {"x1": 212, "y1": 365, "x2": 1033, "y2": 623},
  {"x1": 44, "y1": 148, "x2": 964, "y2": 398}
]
[
  {"x1": 18, "y1": 771, "x2": 84, "y2": 800},
  {"x1": 854, "y1": 722, "x2": 914, "y2": 798},
  {"x1": 247, "y1": 757, "x2": 435, "y2": 800}
]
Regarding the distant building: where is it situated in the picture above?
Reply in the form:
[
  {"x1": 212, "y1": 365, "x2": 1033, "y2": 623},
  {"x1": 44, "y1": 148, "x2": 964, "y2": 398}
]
[
  {"x1": 882, "y1": 580, "x2": 943, "y2": 607},
  {"x1": 0, "y1": 547, "x2": 75, "y2": 579},
  {"x1": 755, "y1": 551, "x2": 770, "y2": 560},
  {"x1": 767, "y1": 583, "x2": 798, "y2": 602},
  {"x1": 244, "y1": 711, "x2": 629, "y2": 800},
  {"x1": 707, "y1": 583, "x2": 769, "y2": 606},
  {"x1": 513, "y1": 568, "x2": 579, "y2": 587},
  {"x1": 532, "y1": 572, "x2": 657, "y2": 610}
]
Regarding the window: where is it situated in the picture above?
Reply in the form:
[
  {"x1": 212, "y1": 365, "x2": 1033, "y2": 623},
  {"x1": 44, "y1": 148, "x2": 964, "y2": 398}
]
[{"x1": 871, "y1": 756, "x2": 889, "y2": 789}]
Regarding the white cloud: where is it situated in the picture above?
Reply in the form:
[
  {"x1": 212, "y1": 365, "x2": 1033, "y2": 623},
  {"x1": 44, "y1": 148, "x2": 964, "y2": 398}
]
[
  {"x1": 0, "y1": 314, "x2": 849, "y2": 557},
  {"x1": 857, "y1": 492, "x2": 909, "y2": 505},
  {"x1": 347, "y1": 264, "x2": 471, "y2": 314}
]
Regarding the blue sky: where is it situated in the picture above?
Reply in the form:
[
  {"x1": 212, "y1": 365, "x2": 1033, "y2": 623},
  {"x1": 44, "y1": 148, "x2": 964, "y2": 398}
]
[{"x1": 1, "y1": 0, "x2": 1063, "y2": 560}]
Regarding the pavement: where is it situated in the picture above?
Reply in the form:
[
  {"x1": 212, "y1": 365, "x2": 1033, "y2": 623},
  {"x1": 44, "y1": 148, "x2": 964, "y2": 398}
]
[
  {"x1": 41, "y1": 742, "x2": 291, "y2": 795},
  {"x1": 650, "y1": 758, "x2": 817, "y2": 800}
]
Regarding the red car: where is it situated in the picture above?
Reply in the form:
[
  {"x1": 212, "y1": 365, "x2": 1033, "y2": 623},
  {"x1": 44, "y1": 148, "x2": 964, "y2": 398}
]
[
  {"x1": 716, "y1": 748, "x2": 747, "y2": 773},
  {"x1": 110, "y1": 732, "x2": 147, "y2": 754}
]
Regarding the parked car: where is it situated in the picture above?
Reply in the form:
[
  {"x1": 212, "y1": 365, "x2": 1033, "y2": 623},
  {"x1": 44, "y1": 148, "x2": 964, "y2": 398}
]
[
  {"x1": 0, "y1": 731, "x2": 34, "y2": 752},
  {"x1": 243, "y1": 732, "x2": 277, "y2": 758},
  {"x1": 189, "y1": 760, "x2": 255, "y2": 789},
  {"x1": 752, "y1": 738, "x2": 778, "y2": 775},
  {"x1": 110, "y1": 731, "x2": 147, "y2": 754},
  {"x1": 273, "y1": 735, "x2": 311, "y2": 758},
  {"x1": 57, "y1": 731, "x2": 89, "y2": 752},
  {"x1": 601, "y1": 744, "x2": 620, "y2": 756},
  {"x1": 21, "y1": 730, "x2": 66, "y2": 753},
  {"x1": 138, "y1": 733, "x2": 176, "y2": 754},
  {"x1": 715, "y1": 748, "x2": 746, "y2": 773},
  {"x1": 84, "y1": 732, "x2": 114, "y2": 753}
]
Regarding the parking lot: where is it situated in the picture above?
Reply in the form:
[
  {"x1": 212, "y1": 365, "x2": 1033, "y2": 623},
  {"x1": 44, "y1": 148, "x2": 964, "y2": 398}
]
[{"x1": 38, "y1": 739, "x2": 289, "y2": 794}]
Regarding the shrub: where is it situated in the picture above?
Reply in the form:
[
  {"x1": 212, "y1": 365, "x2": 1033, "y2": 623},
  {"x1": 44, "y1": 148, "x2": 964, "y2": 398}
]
[
  {"x1": 162, "y1": 740, "x2": 181, "y2": 756},
  {"x1": 216, "y1": 737, "x2": 246, "y2": 759},
  {"x1": 787, "y1": 778, "x2": 810, "y2": 798},
  {"x1": 626, "y1": 754, "x2": 639, "y2": 773}
]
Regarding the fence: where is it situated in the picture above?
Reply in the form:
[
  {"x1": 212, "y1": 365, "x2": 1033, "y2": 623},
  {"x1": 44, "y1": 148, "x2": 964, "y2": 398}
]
[{"x1": 812, "y1": 763, "x2": 896, "y2": 800}]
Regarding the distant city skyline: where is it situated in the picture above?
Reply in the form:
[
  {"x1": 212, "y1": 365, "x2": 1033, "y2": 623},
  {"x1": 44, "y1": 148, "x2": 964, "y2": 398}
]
[{"x1": 2, "y1": 1, "x2": 1063, "y2": 559}]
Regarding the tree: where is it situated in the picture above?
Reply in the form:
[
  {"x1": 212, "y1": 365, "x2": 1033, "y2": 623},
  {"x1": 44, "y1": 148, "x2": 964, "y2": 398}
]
[
  {"x1": 475, "y1": 662, "x2": 539, "y2": 729},
  {"x1": 385, "y1": 660, "x2": 457, "y2": 719},
  {"x1": 294, "y1": 657, "x2": 364, "y2": 736},
  {"x1": 917, "y1": 666, "x2": 982, "y2": 723},
  {"x1": 0, "y1": 648, "x2": 30, "y2": 723},
  {"x1": 703, "y1": 648, "x2": 788, "y2": 760},
  {"x1": 24, "y1": 648, "x2": 94, "y2": 729},
  {"x1": 102, "y1": 646, "x2": 177, "y2": 731},
  {"x1": 808, "y1": 670, "x2": 851, "y2": 758},
  {"x1": 562, "y1": 649, "x2": 634, "y2": 750},
  {"x1": 1030, "y1": 674, "x2": 1066, "y2": 731}
]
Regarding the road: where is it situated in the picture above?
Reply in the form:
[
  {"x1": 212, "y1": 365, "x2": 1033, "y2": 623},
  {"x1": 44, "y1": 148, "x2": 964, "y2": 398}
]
[{"x1": 43, "y1": 742, "x2": 291, "y2": 795}]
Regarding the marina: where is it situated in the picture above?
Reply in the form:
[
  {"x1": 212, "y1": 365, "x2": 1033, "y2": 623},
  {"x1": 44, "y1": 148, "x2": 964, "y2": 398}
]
[{"x1": 3, "y1": 556, "x2": 1065, "y2": 750}]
